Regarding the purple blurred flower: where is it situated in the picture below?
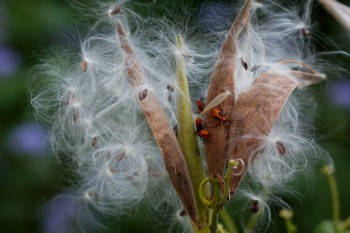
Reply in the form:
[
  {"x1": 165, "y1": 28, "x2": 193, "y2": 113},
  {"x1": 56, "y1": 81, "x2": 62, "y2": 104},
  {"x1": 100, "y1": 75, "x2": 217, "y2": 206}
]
[
  {"x1": 328, "y1": 80, "x2": 350, "y2": 109},
  {"x1": 7, "y1": 123, "x2": 49, "y2": 157},
  {"x1": 42, "y1": 195, "x2": 97, "y2": 233},
  {"x1": 198, "y1": 2, "x2": 232, "y2": 31},
  {"x1": 43, "y1": 197, "x2": 77, "y2": 233},
  {"x1": 0, "y1": 46, "x2": 21, "y2": 78},
  {"x1": 198, "y1": 2, "x2": 233, "y2": 31}
]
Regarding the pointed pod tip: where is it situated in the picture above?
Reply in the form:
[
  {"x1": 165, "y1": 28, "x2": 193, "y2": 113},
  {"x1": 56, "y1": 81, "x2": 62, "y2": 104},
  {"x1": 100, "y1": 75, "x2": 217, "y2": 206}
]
[
  {"x1": 176, "y1": 34, "x2": 184, "y2": 48},
  {"x1": 290, "y1": 70, "x2": 327, "y2": 89},
  {"x1": 177, "y1": 34, "x2": 182, "y2": 41}
]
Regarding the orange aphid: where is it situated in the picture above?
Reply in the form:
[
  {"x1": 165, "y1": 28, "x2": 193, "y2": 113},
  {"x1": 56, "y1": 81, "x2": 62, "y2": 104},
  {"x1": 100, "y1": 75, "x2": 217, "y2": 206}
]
[
  {"x1": 195, "y1": 117, "x2": 204, "y2": 131},
  {"x1": 211, "y1": 108, "x2": 230, "y2": 127},
  {"x1": 196, "y1": 99, "x2": 205, "y2": 113},
  {"x1": 195, "y1": 129, "x2": 209, "y2": 140}
]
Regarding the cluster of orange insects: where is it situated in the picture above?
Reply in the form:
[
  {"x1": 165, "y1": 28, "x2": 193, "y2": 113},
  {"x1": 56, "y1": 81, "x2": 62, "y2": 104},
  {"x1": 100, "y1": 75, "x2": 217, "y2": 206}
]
[{"x1": 194, "y1": 99, "x2": 230, "y2": 141}]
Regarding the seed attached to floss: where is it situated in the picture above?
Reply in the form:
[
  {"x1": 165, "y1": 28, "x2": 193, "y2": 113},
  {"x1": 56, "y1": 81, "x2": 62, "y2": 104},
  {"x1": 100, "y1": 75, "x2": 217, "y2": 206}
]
[
  {"x1": 61, "y1": 92, "x2": 79, "y2": 106},
  {"x1": 276, "y1": 141, "x2": 286, "y2": 156},
  {"x1": 250, "y1": 199, "x2": 260, "y2": 214},
  {"x1": 80, "y1": 60, "x2": 88, "y2": 72},
  {"x1": 179, "y1": 209, "x2": 187, "y2": 217},
  {"x1": 173, "y1": 125, "x2": 178, "y2": 137},
  {"x1": 87, "y1": 191, "x2": 99, "y2": 202},
  {"x1": 116, "y1": 151, "x2": 126, "y2": 161},
  {"x1": 107, "y1": 166, "x2": 117, "y2": 176},
  {"x1": 109, "y1": 5, "x2": 121, "y2": 16},
  {"x1": 166, "y1": 85, "x2": 174, "y2": 92},
  {"x1": 73, "y1": 111, "x2": 80, "y2": 122},
  {"x1": 301, "y1": 27, "x2": 311, "y2": 37},
  {"x1": 241, "y1": 58, "x2": 248, "y2": 70},
  {"x1": 91, "y1": 137, "x2": 98, "y2": 147},
  {"x1": 251, "y1": 64, "x2": 262, "y2": 72},
  {"x1": 139, "y1": 89, "x2": 148, "y2": 101},
  {"x1": 166, "y1": 85, "x2": 174, "y2": 102}
]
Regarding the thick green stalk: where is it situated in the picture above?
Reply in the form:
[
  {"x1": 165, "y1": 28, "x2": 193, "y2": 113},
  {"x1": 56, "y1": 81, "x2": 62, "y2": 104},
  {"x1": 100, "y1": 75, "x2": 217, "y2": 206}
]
[
  {"x1": 220, "y1": 208, "x2": 238, "y2": 233},
  {"x1": 245, "y1": 215, "x2": 258, "y2": 233},
  {"x1": 176, "y1": 35, "x2": 209, "y2": 230},
  {"x1": 210, "y1": 208, "x2": 220, "y2": 233},
  {"x1": 209, "y1": 181, "x2": 222, "y2": 233},
  {"x1": 280, "y1": 209, "x2": 297, "y2": 233},
  {"x1": 340, "y1": 217, "x2": 350, "y2": 231},
  {"x1": 327, "y1": 171, "x2": 340, "y2": 232},
  {"x1": 285, "y1": 219, "x2": 297, "y2": 233},
  {"x1": 322, "y1": 165, "x2": 340, "y2": 232}
]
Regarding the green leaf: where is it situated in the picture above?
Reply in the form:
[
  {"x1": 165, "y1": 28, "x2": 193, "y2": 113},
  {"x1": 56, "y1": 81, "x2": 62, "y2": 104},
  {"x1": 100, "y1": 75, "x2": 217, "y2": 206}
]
[
  {"x1": 314, "y1": 221, "x2": 335, "y2": 233},
  {"x1": 314, "y1": 220, "x2": 350, "y2": 233}
]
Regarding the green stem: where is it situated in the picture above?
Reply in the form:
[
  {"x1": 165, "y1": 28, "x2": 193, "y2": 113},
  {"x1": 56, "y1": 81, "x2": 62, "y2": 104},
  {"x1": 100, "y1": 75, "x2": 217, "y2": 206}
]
[
  {"x1": 210, "y1": 208, "x2": 220, "y2": 233},
  {"x1": 199, "y1": 160, "x2": 241, "y2": 233},
  {"x1": 217, "y1": 225, "x2": 226, "y2": 233},
  {"x1": 220, "y1": 207, "x2": 238, "y2": 233},
  {"x1": 209, "y1": 178, "x2": 222, "y2": 233},
  {"x1": 245, "y1": 215, "x2": 258, "y2": 233},
  {"x1": 280, "y1": 209, "x2": 297, "y2": 233},
  {"x1": 176, "y1": 34, "x2": 209, "y2": 229},
  {"x1": 340, "y1": 217, "x2": 350, "y2": 231},
  {"x1": 286, "y1": 220, "x2": 295, "y2": 233},
  {"x1": 279, "y1": 209, "x2": 298, "y2": 233},
  {"x1": 326, "y1": 169, "x2": 340, "y2": 232}
]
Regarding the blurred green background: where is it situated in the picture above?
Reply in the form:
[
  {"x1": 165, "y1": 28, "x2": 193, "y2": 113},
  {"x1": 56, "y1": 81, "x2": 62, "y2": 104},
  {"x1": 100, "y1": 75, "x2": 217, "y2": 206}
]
[{"x1": 0, "y1": 0, "x2": 349, "y2": 233}]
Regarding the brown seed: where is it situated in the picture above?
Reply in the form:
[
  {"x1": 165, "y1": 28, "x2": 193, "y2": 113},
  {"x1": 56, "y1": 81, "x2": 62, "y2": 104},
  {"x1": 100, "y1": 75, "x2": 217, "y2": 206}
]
[
  {"x1": 61, "y1": 92, "x2": 76, "y2": 106},
  {"x1": 61, "y1": 94, "x2": 71, "y2": 106},
  {"x1": 117, "y1": 151, "x2": 127, "y2": 161},
  {"x1": 276, "y1": 141, "x2": 286, "y2": 156},
  {"x1": 139, "y1": 89, "x2": 148, "y2": 100},
  {"x1": 91, "y1": 137, "x2": 98, "y2": 147},
  {"x1": 250, "y1": 199, "x2": 259, "y2": 214},
  {"x1": 87, "y1": 191, "x2": 99, "y2": 202},
  {"x1": 108, "y1": 167, "x2": 117, "y2": 174},
  {"x1": 80, "y1": 60, "x2": 88, "y2": 72},
  {"x1": 179, "y1": 209, "x2": 187, "y2": 217},
  {"x1": 241, "y1": 58, "x2": 248, "y2": 70},
  {"x1": 167, "y1": 85, "x2": 174, "y2": 103},
  {"x1": 73, "y1": 110, "x2": 80, "y2": 122},
  {"x1": 167, "y1": 93, "x2": 173, "y2": 103},
  {"x1": 251, "y1": 64, "x2": 261, "y2": 72},
  {"x1": 110, "y1": 5, "x2": 121, "y2": 15},
  {"x1": 301, "y1": 28, "x2": 311, "y2": 37},
  {"x1": 166, "y1": 85, "x2": 174, "y2": 92},
  {"x1": 173, "y1": 125, "x2": 178, "y2": 137}
]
